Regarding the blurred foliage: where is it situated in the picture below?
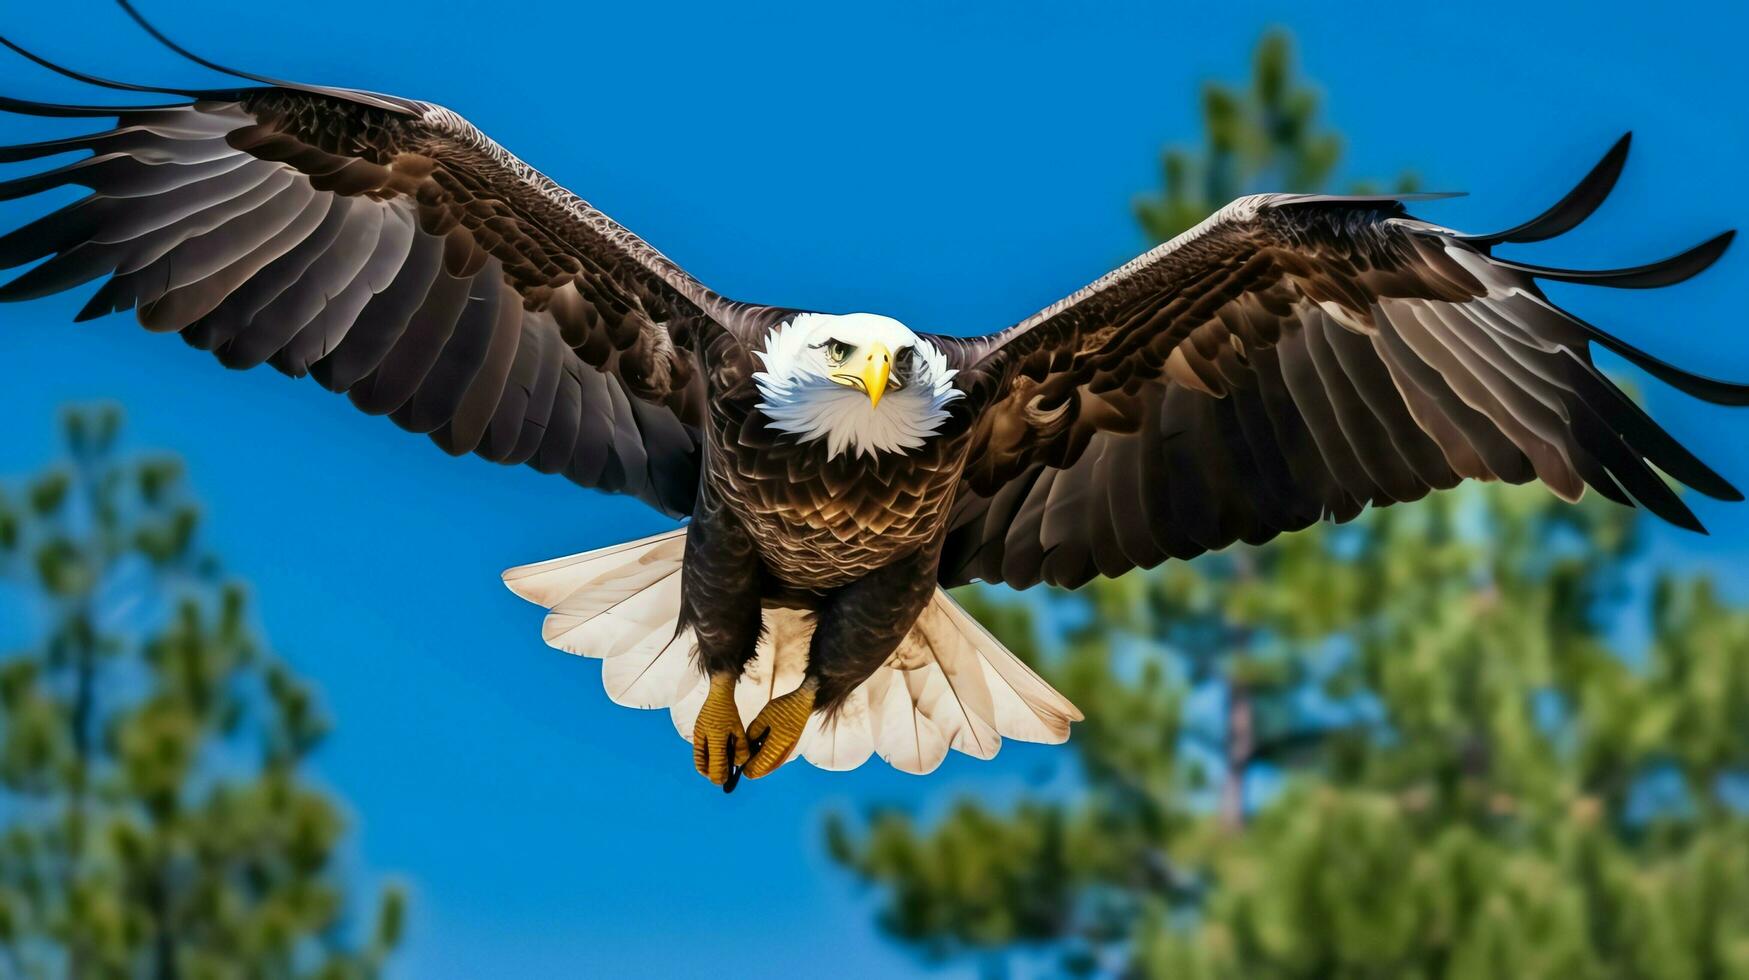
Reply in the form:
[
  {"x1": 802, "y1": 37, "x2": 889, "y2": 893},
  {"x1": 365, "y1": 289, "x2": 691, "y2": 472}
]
[
  {"x1": 1134, "y1": 29, "x2": 1416, "y2": 243},
  {"x1": 829, "y1": 31, "x2": 1749, "y2": 979},
  {"x1": 0, "y1": 407, "x2": 403, "y2": 979}
]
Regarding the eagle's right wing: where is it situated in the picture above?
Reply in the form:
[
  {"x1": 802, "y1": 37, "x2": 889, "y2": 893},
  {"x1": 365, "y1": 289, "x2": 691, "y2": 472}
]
[{"x1": 0, "y1": 26, "x2": 786, "y2": 518}]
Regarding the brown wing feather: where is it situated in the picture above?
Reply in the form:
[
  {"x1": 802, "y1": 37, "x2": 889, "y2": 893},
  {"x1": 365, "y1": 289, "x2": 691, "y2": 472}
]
[
  {"x1": 0, "y1": 82, "x2": 782, "y2": 517},
  {"x1": 941, "y1": 144, "x2": 1745, "y2": 590}
]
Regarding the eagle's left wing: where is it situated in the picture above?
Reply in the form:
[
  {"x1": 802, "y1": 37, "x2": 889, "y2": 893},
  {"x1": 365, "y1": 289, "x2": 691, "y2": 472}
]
[{"x1": 939, "y1": 136, "x2": 1746, "y2": 590}]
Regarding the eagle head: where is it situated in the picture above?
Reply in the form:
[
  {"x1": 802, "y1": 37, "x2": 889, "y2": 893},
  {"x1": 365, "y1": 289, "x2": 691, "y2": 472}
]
[{"x1": 753, "y1": 312, "x2": 963, "y2": 460}]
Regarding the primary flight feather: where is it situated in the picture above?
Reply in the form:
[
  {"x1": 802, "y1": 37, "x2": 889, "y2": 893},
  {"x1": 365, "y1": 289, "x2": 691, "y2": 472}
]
[{"x1": 1, "y1": 8, "x2": 1742, "y2": 790}]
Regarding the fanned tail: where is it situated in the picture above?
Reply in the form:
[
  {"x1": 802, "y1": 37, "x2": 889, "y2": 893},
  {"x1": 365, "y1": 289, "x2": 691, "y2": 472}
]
[{"x1": 502, "y1": 530, "x2": 1082, "y2": 775}]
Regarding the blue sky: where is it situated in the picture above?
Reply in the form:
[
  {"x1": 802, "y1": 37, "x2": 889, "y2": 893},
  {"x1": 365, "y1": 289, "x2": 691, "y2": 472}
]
[{"x1": 1, "y1": 0, "x2": 1745, "y2": 975}]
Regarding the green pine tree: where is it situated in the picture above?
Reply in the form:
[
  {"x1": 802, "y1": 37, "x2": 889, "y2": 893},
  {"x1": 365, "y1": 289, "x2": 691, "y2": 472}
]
[
  {"x1": 0, "y1": 406, "x2": 405, "y2": 979},
  {"x1": 827, "y1": 31, "x2": 1749, "y2": 979},
  {"x1": 1133, "y1": 29, "x2": 1413, "y2": 244}
]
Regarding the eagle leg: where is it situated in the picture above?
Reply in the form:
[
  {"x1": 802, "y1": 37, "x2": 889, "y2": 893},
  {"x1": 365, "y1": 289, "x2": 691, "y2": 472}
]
[
  {"x1": 742, "y1": 679, "x2": 819, "y2": 779},
  {"x1": 692, "y1": 672, "x2": 750, "y2": 787},
  {"x1": 680, "y1": 486, "x2": 767, "y2": 788}
]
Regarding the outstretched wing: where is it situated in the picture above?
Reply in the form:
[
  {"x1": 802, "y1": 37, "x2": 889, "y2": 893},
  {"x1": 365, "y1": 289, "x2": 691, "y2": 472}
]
[
  {"x1": 940, "y1": 136, "x2": 1746, "y2": 589},
  {"x1": 0, "y1": 36, "x2": 775, "y2": 518}
]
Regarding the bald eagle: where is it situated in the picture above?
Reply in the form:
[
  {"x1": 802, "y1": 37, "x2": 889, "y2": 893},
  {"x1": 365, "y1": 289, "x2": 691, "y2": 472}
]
[{"x1": 1, "y1": 11, "x2": 1743, "y2": 790}]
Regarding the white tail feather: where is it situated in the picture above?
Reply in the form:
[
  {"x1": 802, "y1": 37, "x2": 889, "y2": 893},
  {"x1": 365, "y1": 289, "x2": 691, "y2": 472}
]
[
  {"x1": 864, "y1": 665, "x2": 950, "y2": 774},
  {"x1": 801, "y1": 683, "x2": 875, "y2": 770},
  {"x1": 502, "y1": 529, "x2": 1083, "y2": 775},
  {"x1": 503, "y1": 529, "x2": 683, "y2": 606}
]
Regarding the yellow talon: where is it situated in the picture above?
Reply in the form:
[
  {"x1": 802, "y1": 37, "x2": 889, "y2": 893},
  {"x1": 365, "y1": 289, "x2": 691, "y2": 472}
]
[
  {"x1": 743, "y1": 682, "x2": 817, "y2": 779},
  {"x1": 692, "y1": 673, "x2": 749, "y2": 786}
]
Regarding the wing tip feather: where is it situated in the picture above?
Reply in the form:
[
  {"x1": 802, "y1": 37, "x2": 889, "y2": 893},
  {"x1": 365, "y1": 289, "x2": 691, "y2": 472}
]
[
  {"x1": 1462, "y1": 131, "x2": 1632, "y2": 247},
  {"x1": 1495, "y1": 229, "x2": 1734, "y2": 290}
]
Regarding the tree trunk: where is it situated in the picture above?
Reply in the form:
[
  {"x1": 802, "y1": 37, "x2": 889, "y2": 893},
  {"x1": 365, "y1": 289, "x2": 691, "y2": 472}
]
[
  {"x1": 1221, "y1": 675, "x2": 1253, "y2": 831},
  {"x1": 63, "y1": 455, "x2": 101, "y2": 979}
]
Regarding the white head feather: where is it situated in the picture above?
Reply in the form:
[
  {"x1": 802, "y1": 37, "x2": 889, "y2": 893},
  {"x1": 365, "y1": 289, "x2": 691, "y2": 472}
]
[{"x1": 753, "y1": 312, "x2": 963, "y2": 460}]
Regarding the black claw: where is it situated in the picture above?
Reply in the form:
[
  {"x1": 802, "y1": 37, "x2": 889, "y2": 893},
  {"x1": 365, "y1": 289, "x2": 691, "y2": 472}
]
[
  {"x1": 721, "y1": 735, "x2": 741, "y2": 794},
  {"x1": 725, "y1": 729, "x2": 770, "y2": 792}
]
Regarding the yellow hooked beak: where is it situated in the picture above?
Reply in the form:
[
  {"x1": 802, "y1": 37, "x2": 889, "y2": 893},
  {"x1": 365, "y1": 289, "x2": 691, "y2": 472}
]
[{"x1": 834, "y1": 342, "x2": 892, "y2": 408}]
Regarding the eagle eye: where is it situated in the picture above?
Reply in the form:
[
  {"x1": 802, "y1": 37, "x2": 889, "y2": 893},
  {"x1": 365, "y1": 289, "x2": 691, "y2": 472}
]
[
  {"x1": 891, "y1": 345, "x2": 917, "y2": 388},
  {"x1": 824, "y1": 339, "x2": 853, "y2": 364}
]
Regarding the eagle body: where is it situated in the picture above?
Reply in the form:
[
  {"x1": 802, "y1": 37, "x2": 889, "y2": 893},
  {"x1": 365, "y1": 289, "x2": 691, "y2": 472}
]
[
  {"x1": 1, "y1": 17, "x2": 1744, "y2": 785},
  {"x1": 683, "y1": 314, "x2": 982, "y2": 748}
]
